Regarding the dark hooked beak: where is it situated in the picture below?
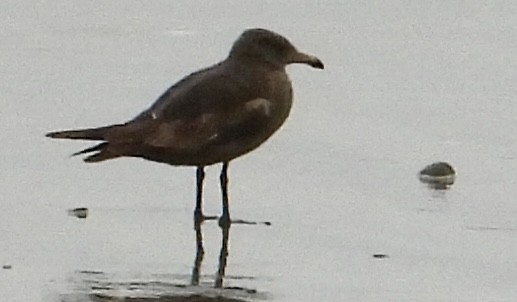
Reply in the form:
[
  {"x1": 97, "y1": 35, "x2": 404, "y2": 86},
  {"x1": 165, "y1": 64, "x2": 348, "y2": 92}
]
[{"x1": 290, "y1": 51, "x2": 324, "y2": 69}]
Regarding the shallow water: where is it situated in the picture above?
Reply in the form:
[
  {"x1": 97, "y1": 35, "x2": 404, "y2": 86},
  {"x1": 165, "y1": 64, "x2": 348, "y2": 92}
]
[{"x1": 1, "y1": 1, "x2": 517, "y2": 301}]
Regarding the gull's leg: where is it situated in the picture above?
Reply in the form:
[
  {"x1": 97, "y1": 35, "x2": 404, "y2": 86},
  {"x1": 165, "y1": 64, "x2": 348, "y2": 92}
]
[
  {"x1": 194, "y1": 166, "x2": 217, "y2": 226},
  {"x1": 216, "y1": 162, "x2": 272, "y2": 227},
  {"x1": 193, "y1": 166, "x2": 205, "y2": 225},
  {"x1": 218, "y1": 162, "x2": 231, "y2": 228}
]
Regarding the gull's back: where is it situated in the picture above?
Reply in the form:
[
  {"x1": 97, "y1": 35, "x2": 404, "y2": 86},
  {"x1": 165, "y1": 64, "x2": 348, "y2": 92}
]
[{"x1": 123, "y1": 58, "x2": 293, "y2": 166}]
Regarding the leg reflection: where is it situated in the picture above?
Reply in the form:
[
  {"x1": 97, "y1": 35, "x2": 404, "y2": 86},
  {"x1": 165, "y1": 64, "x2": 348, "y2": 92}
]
[
  {"x1": 191, "y1": 219, "x2": 231, "y2": 288},
  {"x1": 190, "y1": 219, "x2": 204, "y2": 286},
  {"x1": 215, "y1": 224, "x2": 230, "y2": 288}
]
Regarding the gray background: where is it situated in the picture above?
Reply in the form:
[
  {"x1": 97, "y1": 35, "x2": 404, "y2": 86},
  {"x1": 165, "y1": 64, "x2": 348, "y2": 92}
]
[{"x1": 1, "y1": 0, "x2": 516, "y2": 301}]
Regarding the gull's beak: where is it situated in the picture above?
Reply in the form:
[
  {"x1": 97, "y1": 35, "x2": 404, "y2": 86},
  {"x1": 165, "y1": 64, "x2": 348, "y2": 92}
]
[{"x1": 290, "y1": 51, "x2": 324, "y2": 69}]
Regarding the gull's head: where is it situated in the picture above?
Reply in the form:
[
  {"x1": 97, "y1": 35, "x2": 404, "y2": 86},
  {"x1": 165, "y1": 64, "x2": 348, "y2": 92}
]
[{"x1": 229, "y1": 28, "x2": 324, "y2": 70}]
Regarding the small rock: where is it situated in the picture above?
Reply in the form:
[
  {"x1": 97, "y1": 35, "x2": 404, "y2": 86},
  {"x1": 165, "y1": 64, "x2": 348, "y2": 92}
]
[
  {"x1": 2, "y1": 264, "x2": 12, "y2": 269},
  {"x1": 418, "y1": 162, "x2": 456, "y2": 189},
  {"x1": 372, "y1": 254, "x2": 389, "y2": 259},
  {"x1": 68, "y1": 207, "x2": 88, "y2": 219}
]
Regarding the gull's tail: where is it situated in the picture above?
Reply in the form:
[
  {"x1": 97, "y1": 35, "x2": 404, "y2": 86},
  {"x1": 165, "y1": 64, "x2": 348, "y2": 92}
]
[
  {"x1": 46, "y1": 125, "x2": 122, "y2": 162},
  {"x1": 46, "y1": 125, "x2": 115, "y2": 141}
]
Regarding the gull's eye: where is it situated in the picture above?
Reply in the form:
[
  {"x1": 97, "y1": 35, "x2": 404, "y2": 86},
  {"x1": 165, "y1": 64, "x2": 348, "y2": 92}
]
[{"x1": 258, "y1": 37, "x2": 290, "y2": 56}]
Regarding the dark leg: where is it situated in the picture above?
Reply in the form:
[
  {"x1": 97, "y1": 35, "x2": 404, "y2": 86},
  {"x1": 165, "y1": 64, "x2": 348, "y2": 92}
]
[
  {"x1": 218, "y1": 162, "x2": 231, "y2": 228},
  {"x1": 216, "y1": 162, "x2": 272, "y2": 227},
  {"x1": 194, "y1": 166, "x2": 205, "y2": 225},
  {"x1": 194, "y1": 166, "x2": 216, "y2": 226}
]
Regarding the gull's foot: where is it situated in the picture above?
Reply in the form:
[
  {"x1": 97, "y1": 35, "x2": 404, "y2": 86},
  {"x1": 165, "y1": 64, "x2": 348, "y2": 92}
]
[
  {"x1": 231, "y1": 218, "x2": 272, "y2": 226},
  {"x1": 217, "y1": 216, "x2": 271, "y2": 227},
  {"x1": 218, "y1": 214, "x2": 231, "y2": 228},
  {"x1": 193, "y1": 210, "x2": 218, "y2": 226}
]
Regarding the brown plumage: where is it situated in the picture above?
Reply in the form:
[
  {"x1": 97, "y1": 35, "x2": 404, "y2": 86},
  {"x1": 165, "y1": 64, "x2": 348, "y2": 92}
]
[{"x1": 47, "y1": 28, "x2": 324, "y2": 226}]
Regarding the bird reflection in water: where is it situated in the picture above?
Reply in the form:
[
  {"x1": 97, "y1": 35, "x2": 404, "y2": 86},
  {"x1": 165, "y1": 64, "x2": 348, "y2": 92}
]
[
  {"x1": 190, "y1": 219, "x2": 230, "y2": 288},
  {"x1": 82, "y1": 221, "x2": 258, "y2": 302}
]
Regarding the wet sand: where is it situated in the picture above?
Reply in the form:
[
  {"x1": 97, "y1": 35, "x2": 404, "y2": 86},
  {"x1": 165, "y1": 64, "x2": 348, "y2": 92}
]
[
  {"x1": 2, "y1": 1, "x2": 517, "y2": 301},
  {"x1": 90, "y1": 294, "x2": 246, "y2": 302}
]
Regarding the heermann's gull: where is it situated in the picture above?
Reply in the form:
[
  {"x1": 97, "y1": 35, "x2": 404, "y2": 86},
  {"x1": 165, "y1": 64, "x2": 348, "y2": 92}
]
[{"x1": 46, "y1": 28, "x2": 324, "y2": 227}]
